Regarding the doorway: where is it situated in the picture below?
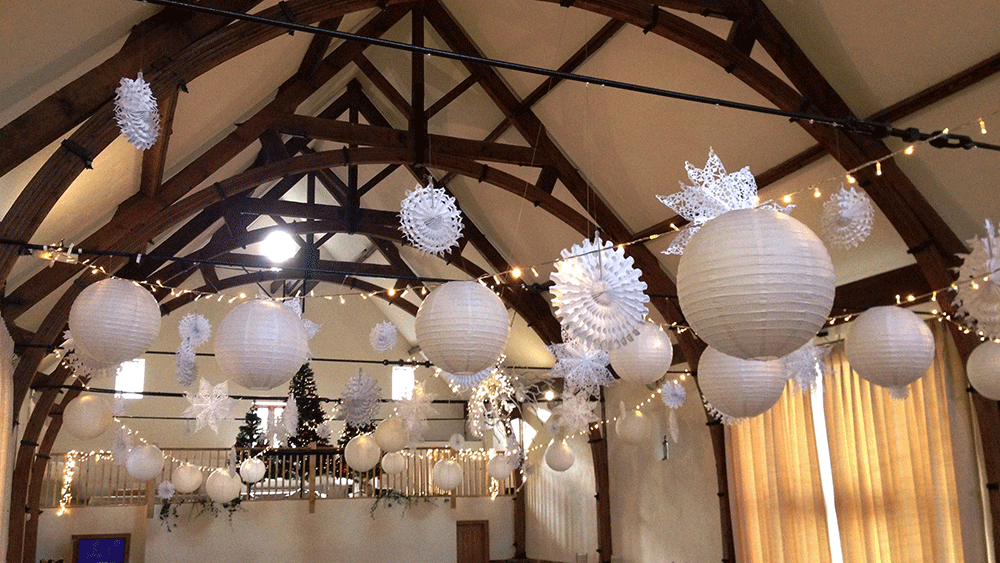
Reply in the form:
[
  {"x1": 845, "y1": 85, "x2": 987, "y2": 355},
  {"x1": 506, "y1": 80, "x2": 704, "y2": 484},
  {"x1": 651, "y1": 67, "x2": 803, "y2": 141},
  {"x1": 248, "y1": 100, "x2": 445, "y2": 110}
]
[{"x1": 456, "y1": 520, "x2": 489, "y2": 563}]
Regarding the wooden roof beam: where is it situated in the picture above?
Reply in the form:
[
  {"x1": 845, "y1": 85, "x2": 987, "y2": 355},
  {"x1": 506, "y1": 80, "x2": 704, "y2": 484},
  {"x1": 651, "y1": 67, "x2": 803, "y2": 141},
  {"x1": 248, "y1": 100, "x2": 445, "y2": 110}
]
[{"x1": 138, "y1": 86, "x2": 180, "y2": 198}]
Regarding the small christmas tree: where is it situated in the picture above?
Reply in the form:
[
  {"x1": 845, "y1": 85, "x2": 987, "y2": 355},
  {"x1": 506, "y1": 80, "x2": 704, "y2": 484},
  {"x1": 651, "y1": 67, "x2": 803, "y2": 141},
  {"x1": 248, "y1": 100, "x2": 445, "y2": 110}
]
[
  {"x1": 234, "y1": 406, "x2": 266, "y2": 449},
  {"x1": 287, "y1": 363, "x2": 330, "y2": 448}
]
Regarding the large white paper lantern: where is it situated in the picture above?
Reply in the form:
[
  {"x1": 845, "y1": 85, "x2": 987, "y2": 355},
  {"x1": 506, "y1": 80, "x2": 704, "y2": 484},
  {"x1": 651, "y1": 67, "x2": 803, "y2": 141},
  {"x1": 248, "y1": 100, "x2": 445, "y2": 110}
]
[
  {"x1": 415, "y1": 281, "x2": 509, "y2": 374},
  {"x1": 239, "y1": 457, "x2": 266, "y2": 484},
  {"x1": 609, "y1": 322, "x2": 674, "y2": 385},
  {"x1": 381, "y1": 452, "x2": 406, "y2": 475},
  {"x1": 846, "y1": 306, "x2": 934, "y2": 392},
  {"x1": 967, "y1": 341, "x2": 1000, "y2": 400},
  {"x1": 432, "y1": 459, "x2": 464, "y2": 491},
  {"x1": 172, "y1": 464, "x2": 203, "y2": 494},
  {"x1": 126, "y1": 444, "x2": 164, "y2": 482},
  {"x1": 487, "y1": 454, "x2": 517, "y2": 481},
  {"x1": 698, "y1": 347, "x2": 787, "y2": 419},
  {"x1": 345, "y1": 435, "x2": 381, "y2": 472},
  {"x1": 68, "y1": 278, "x2": 161, "y2": 366},
  {"x1": 545, "y1": 439, "x2": 575, "y2": 472},
  {"x1": 62, "y1": 394, "x2": 113, "y2": 440},
  {"x1": 206, "y1": 468, "x2": 242, "y2": 503},
  {"x1": 677, "y1": 208, "x2": 835, "y2": 360},
  {"x1": 614, "y1": 402, "x2": 651, "y2": 444},
  {"x1": 374, "y1": 418, "x2": 409, "y2": 453},
  {"x1": 215, "y1": 300, "x2": 309, "y2": 390}
]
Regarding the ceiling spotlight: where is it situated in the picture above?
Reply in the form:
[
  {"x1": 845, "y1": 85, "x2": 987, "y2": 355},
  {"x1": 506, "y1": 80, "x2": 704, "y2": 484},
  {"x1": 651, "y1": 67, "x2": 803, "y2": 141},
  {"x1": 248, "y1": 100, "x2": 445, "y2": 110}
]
[
  {"x1": 544, "y1": 389, "x2": 555, "y2": 401},
  {"x1": 261, "y1": 230, "x2": 299, "y2": 263}
]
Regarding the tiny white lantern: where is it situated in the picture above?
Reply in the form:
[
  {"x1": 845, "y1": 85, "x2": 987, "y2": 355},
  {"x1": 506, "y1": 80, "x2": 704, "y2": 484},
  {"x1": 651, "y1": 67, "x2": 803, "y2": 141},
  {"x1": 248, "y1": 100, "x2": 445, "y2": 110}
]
[
  {"x1": 432, "y1": 459, "x2": 463, "y2": 491},
  {"x1": 415, "y1": 281, "x2": 510, "y2": 374},
  {"x1": 487, "y1": 454, "x2": 517, "y2": 481},
  {"x1": 609, "y1": 322, "x2": 674, "y2": 385},
  {"x1": 215, "y1": 300, "x2": 309, "y2": 390},
  {"x1": 967, "y1": 341, "x2": 1000, "y2": 400},
  {"x1": 380, "y1": 452, "x2": 406, "y2": 475},
  {"x1": 374, "y1": 418, "x2": 410, "y2": 453},
  {"x1": 698, "y1": 347, "x2": 787, "y2": 419},
  {"x1": 846, "y1": 306, "x2": 934, "y2": 392},
  {"x1": 172, "y1": 464, "x2": 203, "y2": 494},
  {"x1": 126, "y1": 444, "x2": 164, "y2": 482},
  {"x1": 344, "y1": 435, "x2": 381, "y2": 472},
  {"x1": 677, "y1": 208, "x2": 835, "y2": 360},
  {"x1": 239, "y1": 457, "x2": 266, "y2": 484},
  {"x1": 206, "y1": 468, "x2": 242, "y2": 503},
  {"x1": 614, "y1": 401, "x2": 651, "y2": 445},
  {"x1": 544, "y1": 439, "x2": 575, "y2": 472},
  {"x1": 62, "y1": 394, "x2": 113, "y2": 440},
  {"x1": 68, "y1": 278, "x2": 161, "y2": 366}
]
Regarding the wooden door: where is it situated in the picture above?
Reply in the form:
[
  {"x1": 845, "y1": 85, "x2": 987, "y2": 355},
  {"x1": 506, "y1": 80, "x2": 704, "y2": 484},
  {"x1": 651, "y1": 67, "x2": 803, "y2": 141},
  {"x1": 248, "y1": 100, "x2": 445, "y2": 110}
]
[{"x1": 456, "y1": 520, "x2": 489, "y2": 563}]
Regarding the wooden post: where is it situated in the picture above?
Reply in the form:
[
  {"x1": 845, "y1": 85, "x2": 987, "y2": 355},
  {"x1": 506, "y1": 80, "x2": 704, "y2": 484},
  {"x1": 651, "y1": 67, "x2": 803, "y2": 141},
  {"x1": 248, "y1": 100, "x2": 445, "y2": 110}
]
[
  {"x1": 309, "y1": 442, "x2": 317, "y2": 514},
  {"x1": 145, "y1": 480, "x2": 154, "y2": 519}
]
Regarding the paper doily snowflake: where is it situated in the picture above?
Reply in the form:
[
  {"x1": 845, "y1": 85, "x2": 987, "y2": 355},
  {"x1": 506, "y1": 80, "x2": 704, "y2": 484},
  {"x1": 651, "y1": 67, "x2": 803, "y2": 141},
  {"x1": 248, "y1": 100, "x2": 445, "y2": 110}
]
[
  {"x1": 821, "y1": 186, "x2": 875, "y2": 249},
  {"x1": 114, "y1": 72, "x2": 160, "y2": 150},
  {"x1": 183, "y1": 378, "x2": 237, "y2": 434},
  {"x1": 369, "y1": 321, "x2": 398, "y2": 352},
  {"x1": 394, "y1": 381, "x2": 437, "y2": 445},
  {"x1": 547, "y1": 339, "x2": 612, "y2": 396},
  {"x1": 660, "y1": 380, "x2": 686, "y2": 409},
  {"x1": 340, "y1": 371, "x2": 382, "y2": 428},
  {"x1": 784, "y1": 341, "x2": 832, "y2": 394},
  {"x1": 550, "y1": 236, "x2": 649, "y2": 349},
  {"x1": 157, "y1": 480, "x2": 176, "y2": 500},
  {"x1": 558, "y1": 390, "x2": 598, "y2": 433},
  {"x1": 954, "y1": 220, "x2": 1000, "y2": 339},
  {"x1": 283, "y1": 299, "x2": 321, "y2": 339},
  {"x1": 399, "y1": 182, "x2": 464, "y2": 255}
]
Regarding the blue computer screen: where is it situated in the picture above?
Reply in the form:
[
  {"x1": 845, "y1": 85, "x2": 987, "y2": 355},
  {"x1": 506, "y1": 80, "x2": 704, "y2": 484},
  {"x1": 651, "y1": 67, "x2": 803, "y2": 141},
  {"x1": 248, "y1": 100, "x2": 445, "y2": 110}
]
[{"x1": 76, "y1": 537, "x2": 126, "y2": 562}]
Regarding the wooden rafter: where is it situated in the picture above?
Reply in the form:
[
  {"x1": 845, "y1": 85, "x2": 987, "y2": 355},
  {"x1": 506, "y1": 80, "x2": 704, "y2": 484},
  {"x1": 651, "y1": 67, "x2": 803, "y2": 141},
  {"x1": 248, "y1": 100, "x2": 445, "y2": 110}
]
[{"x1": 139, "y1": 86, "x2": 180, "y2": 198}]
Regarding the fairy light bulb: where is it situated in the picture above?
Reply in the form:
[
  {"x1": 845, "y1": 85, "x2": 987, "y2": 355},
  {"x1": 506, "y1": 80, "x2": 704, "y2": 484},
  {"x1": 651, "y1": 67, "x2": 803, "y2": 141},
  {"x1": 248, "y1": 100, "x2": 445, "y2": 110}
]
[
  {"x1": 904, "y1": 145, "x2": 915, "y2": 155},
  {"x1": 980, "y1": 118, "x2": 988, "y2": 135},
  {"x1": 339, "y1": 295, "x2": 346, "y2": 304},
  {"x1": 813, "y1": 187, "x2": 822, "y2": 198},
  {"x1": 846, "y1": 174, "x2": 856, "y2": 184},
  {"x1": 783, "y1": 195, "x2": 792, "y2": 204},
  {"x1": 511, "y1": 267, "x2": 522, "y2": 278},
  {"x1": 876, "y1": 161, "x2": 882, "y2": 176},
  {"x1": 387, "y1": 288, "x2": 396, "y2": 297}
]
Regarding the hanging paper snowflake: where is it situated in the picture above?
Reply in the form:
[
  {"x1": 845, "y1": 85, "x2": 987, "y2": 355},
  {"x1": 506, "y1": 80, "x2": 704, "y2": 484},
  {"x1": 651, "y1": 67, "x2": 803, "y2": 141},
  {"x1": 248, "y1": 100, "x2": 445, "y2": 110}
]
[
  {"x1": 316, "y1": 420, "x2": 333, "y2": 441},
  {"x1": 157, "y1": 480, "x2": 176, "y2": 501},
  {"x1": 60, "y1": 330, "x2": 119, "y2": 379},
  {"x1": 660, "y1": 381, "x2": 686, "y2": 409},
  {"x1": 282, "y1": 394, "x2": 299, "y2": 437},
  {"x1": 784, "y1": 341, "x2": 832, "y2": 395},
  {"x1": 114, "y1": 72, "x2": 160, "y2": 150},
  {"x1": 399, "y1": 182, "x2": 464, "y2": 255},
  {"x1": 111, "y1": 427, "x2": 132, "y2": 466},
  {"x1": 954, "y1": 220, "x2": 1000, "y2": 339},
  {"x1": 550, "y1": 236, "x2": 649, "y2": 350},
  {"x1": 176, "y1": 314, "x2": 212, "y2": 387},
  {"x1": 547, "y1": 339, "x2": 612, "y2": 396},
  {"x1": 702, "y1": 396, "x2": 746, "y2": 426},
  {"x1": 369, "y1": 321, "x2": 398, "y2": 352},
  {"x1": 283, "y1": 299, "x2": 322, "y2": 339},
  {"x1": 394, "y1": 381, "x2": 437, "y2": 445},
  {"x1": 557, "y1": 390, "x2": 598, "y2": 433},
  {"x1": 821, "y1": 186, "x2": 875, "y2": 249},
  {"x1": 340, "y1": 370, "x2": 382, "y2": 428},
  {"x1": 657, "y1": 148, "x2": 792, "y2": 255},
  {"x1": 183, "y1": 378, "x2": 237, "y2": 434}
]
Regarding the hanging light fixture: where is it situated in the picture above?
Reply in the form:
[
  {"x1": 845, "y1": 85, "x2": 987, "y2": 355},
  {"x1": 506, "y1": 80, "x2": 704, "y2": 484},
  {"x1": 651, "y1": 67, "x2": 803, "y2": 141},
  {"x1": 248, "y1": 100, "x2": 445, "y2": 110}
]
[{"x1": 260, "y1": 230, "x2": 299, "y2": 263}]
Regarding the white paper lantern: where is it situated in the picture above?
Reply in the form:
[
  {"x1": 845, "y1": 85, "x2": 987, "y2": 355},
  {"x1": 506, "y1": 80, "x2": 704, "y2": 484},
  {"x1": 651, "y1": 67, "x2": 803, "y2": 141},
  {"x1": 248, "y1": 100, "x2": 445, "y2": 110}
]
[
  {"x1": 68, "y1": 278, "x2": 161, "y2": 366},
  {"x1": 172, "y1": 464, "x2": 203, "y2": 494},
  {"x1": 846, "y1": 306, "x2": 934, "y2": 392},
  {"x1": 374, "y1": 418, "x2": 410, "y2": 453},
  {"x1": 344, "y1": 435, "x2": 381, "y2": 472},
  {"x1": 487, "y1": 454, "x2": 517, "y2": 481},
  {"x1": 967, "y1": 342, "x2": 1000, "y2": 400},
  {"x1": 215, "y1": 300, "x2": 309, "y2": 390},
  {"x1": 381, "y1": 452, "x2": 406, "y2": 475},
  {"x1": 609, "y1": 322, "x2": 674, "y2": 385},
  {"x1": 432, "y1": 459, "x2": 464, "y2": 491},
  {"x1": 126, "y1": 444, "x2": 164, "y2": 482},
  {"x1": 614, "y1": 402, "x2": 651, "y2": 445},
  {"x1": 677, "y1": 208, "x2": 835, "y2": 360},
  {"x1": 239, "y1": 457, "x2": 266, "y2": 484},
  {"x1": 62, "y1": 394, "x2": 113, "y2": 440},
  {"x1": 415, "y1": 281, "x2": 509, "y2": 375},
  {"x1": 206, "y1": 468, "x2": 242, "y2": 503},
  {"x1": 698, "y1": 347, "x2": 787, "y2": 419},
  {"x1": 545, "y1": 439, "x2": 575, "y2": 472}
]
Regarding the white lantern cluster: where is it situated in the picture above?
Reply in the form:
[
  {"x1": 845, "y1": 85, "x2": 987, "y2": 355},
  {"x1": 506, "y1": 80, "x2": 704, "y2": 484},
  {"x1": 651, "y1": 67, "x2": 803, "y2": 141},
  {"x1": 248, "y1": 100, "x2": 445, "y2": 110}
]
[
  {"x1": 845, "y1": 306, "x2": 934, "y2": 396},
  {"x1": 698, "y1": 347, "x2": 787, "y2": 419},
  {"x1": 206, "y1": 468, "x2": 243, "y2": 503},
  {"x1": 126, "y1": 445, "x2": 164, "y2": 482},
  {"x1": 432, "y1": 459, "x2": 463, "y2": 491},
  {"x1": 62, "y1": 394, "x2": 113, "y2": 440},
  {"x1": 609, "y1": 322, "x2": 674, "y2": 385},
  {"x1": 68, "y1": 278, "x2": 161, "y2": 366},
  {"x1": 415, "y1": 281, "x2": 509, "y2": 375},
  {"x1": 215, "y1": 300, "x2": 309, "y2": 390},
  {"x1": 344, "y1": 435, "x2": 381, "y2": 472},
  {"x1": 967, "y1": 341, "x2": 1000, "y2": 400}
]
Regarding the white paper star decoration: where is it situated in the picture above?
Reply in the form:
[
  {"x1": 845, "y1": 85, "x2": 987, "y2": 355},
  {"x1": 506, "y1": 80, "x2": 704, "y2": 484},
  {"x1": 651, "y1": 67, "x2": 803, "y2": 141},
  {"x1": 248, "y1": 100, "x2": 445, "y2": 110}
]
[
  {"x1": 550, "y1": 235, "x2": 649, "y2": 349},
  {"x1": 183, "y1": 378, "x2": 237, "y2": 434},
  {"x1": 558, "y1": 390, "x2": 598, "y2": 433},
  {"x1": 61, "y1": 330, "x2": 119, "y2": 379},
  {"x1": 114, "y1": 72, "x2": 160, "y2": 150},
  {"x1": 821, "y1": 186, "x2": 875, "y2": 249},
  {"x1": 394, "y1": 381, "x2": 437, "y2": 445},
  {"x1": 954, "y1": 220, "x2": 1000, "y2": 339},
  {"x1": 340, "y1": 370, "x2": 382, "y2": 428},
  {"x1": 399, "y1": 182, "x2": 464, "y2": 255},
  {"x1": 547, "y1": 339, "x2": 612, "y2": 396},
  {"x1": 176, "y1": 314, "x2": 211, "y2": 387},
  {"x1": 369, "y1": 321, "x2": 398, "y2": 352},
  {"x1": 784, "y1": 341, "x2": 832, "y2": 394}
]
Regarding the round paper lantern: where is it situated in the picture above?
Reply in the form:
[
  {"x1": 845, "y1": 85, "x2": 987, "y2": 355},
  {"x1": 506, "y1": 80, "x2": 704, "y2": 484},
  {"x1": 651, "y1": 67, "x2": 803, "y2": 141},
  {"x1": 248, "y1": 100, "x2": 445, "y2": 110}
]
[
  {"x1": 206, "y1": 469, "x2": 242, "y2": 503},
  {"x1": 698, "y1": 347, "x2": 787, "y2": 419},
  {"x1": 172, "y1": 464, "x2": 203, "y2": 494},
  {"x1": 545, "y1": 439, "x2": 575, "y2": 472},
  {"x1": 432, "y1": 459, "x2": 463, "y2": 491},
  {"x1": 68, "y1": 278, "x2": 161, "y2": 366},
  {"x1": 374, "y1": 418, "x2": 410, "y2": 453},
  {"x1": 344, "y1": 435, "x2": 381, "y2": 472},
  {"x1": 415, "y1": 281, "x2": 510, "y2": 375},
  {"x1": 846, "y1": 306, "x2": 934, "y2": 391},
  {"x1": 487, "y1": 454, "x2": 516, "y2": 481},
  {"x1": 215, "y1": 300, "x2": 309, "y2": 390},
  {"x1": 609, "y1": 322, "x2": 674, "y2": 385},
  {"x1": 239, "y1": 457, "x2": 266, "y2": 484},
  {"x1": 614, "y1": 402, "x2": 651, "y2": 444},
  {"x1": 677, "y1": 208, "x2": 835, "y2": 360},
  {"x1": 62, "y1": 394, "x2": 113, "y2": 440},
  {"x1": 381, "y1": 452, "x2": 406, "y2": 475},
  {"x1": 126, "y1": 445, "x2": 164, "y2": 482},
  {"x1": 967, "y1": 341, "x2": 1000, "y2": 400}
]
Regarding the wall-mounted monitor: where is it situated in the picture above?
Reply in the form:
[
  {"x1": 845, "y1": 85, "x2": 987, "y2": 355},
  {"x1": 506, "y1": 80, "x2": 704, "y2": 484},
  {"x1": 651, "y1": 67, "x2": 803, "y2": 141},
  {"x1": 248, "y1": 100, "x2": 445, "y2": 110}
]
[{"x1": 72, "y1": 533, "x2": 130, "y2": 563}]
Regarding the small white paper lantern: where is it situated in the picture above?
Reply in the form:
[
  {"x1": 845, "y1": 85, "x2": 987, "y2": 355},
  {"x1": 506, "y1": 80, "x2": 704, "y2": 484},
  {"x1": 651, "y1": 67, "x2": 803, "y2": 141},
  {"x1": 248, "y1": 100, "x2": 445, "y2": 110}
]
[
  {"x1": 609, "y1": 322, "x2": 674, "y2": 385},
  {"x1": 614, "y1": 402, "x2": 651, "y2": 445},
  {"x1": 698, "y1": 347, "x2": 787, "y2": 419},
  {"x1": 487, "y1": 454, "x2": 517, "y2": 481},
  {"x1": 62, "y1": 394, "x2": 113, "y2": 440},
  {"x1": 345, "y1": 435, "x2": 381, "y2": 472},
  {"x1": 415, "y1": 281, "x2": 510, "y2": 375},
  {"x1": 215, "y1": 300, "x2": 309, "y2": 390},
  {"x1": 545, "y1": 439, "x2": 575, "y2": 472},
  {"x1": 432, "y1": 459, "x2": 464, "y2": 491},
  {"x1": 846, "y1": 306, "x2": 934, "y2": 392},
  {"x1": 172, "y1": 464, "x2": 203, "y2": 494},
  {"x1": 239, "y1": 457, "x2": 266, "y2": 484},
  {"x1": 967, "y1": 341, "x2": 1000, "y2": 400},
  {"x1": 374, "y1": 418, "x2": 410, "y2": 453},
  {"x1": 68, "y1": 278, "x2": 161, "y2": 366},
  {"x1": 206, "y1": 468, "x2": 242, "y2": 503},
  {"x1": 677, "y1": 208, "x2": 835, "y2": 360},
  {"x1": 381, "y1": 452, "x2": 406, "y2": 475},
  {"x1": 126, "y1": 444, "x2": 164, "y2": 482}
]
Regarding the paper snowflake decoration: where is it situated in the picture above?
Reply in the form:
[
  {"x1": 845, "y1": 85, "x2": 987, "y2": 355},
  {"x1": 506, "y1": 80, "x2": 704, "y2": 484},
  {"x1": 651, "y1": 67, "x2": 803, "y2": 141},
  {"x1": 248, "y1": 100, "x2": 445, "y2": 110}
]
[
  {"x1": 657, "y1": 148, "x2": 792, "y2": 255},
  {"x1": 821, "y1": 186, "x2": 875, "y2": 249},
  {"x1": 399, "y1": 182, "x2": 464, "y2": 255},
  {"x1": 340, "y1": 371, "x2": 382, "y2": 428},
  {"x1": 784, "y1": 341, "x2": 832, "y2": 394},
  {"x1": 369, "y1": 321, "x2": 398, "y2": 352},
  {"x1": 394, "y1": 381, "x2": 437, "y2": 445},
  {"x1": 550, "y1": 235, "x2": 649, "y2": 349},
  {"x1": 176, "y1": 314, "x2": 211, "y2": 386},
  {"x1": 111, "y1": 427, "x2": 132, "y2": 466},
  {"x1": 157, "y1": 480, "x2": 176, "y2": 501},
  {"x1": 183, "y1": 378, "x2": 237, "y2": 434},
  {"x1": 953, "y1": 220, "x2": 1000, "y2": 339},
  {"x1": 283, "y1": 299, "x2": 321, "y2": 339},
  {"x1": 60, "y1": 330, "x2": 119, "y2": 379},
  {"x1": 660, "y1": 380, "x2": 686, "y2": 409},
  {"x1": 558, "y1": 390, "x2": 598, "y2": 433},
  {"x1": 282, "y1": 394, "x2": 299, "y2": 436},
  {"x1": 114, "y1": 72, "x2": 160, "y2": 150},
  {"x1": 547, "y1": 339, "x2": 612, "y2": 396}
]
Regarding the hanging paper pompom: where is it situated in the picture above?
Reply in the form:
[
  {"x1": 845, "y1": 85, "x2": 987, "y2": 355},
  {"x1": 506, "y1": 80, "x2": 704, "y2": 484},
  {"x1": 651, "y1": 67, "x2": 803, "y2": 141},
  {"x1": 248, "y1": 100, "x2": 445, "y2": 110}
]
[
  {"x1": 550, "y1": 235, "x2": 649, "y2": 350},
  {"x1": 660, "y1": 380, "x2": 686, "y2": 410},
  {"x1": 340, "y1": 371, "x2": 382, "y2": 428},
  {"x1": 369, "y1": 321, "x2": 398, "y2": 352},
  {"x1": 176, "y1": 314, "x2": 211, "y2": 387},
  {"x1": 784, "y1": 341, "x2": 832, "y2": 394},
  {"x1": 114, "y1": 72, "x2": 161, "y2": 150},
  {"x1": 547, "y1": 338, "x2": 612, "y2": 396},
  {"x1": 282, "y1": 394, "x2": 298, "y2": 437},
  {"x1": 821, "y1": 186, "x2": 875, "y2": 249},
  {"x1": 953, "y1": 220, "x2": 1000, "y2": 339},
  {"x1": 399, "y1": 182, "x2": 464, "y2": 255},
  {"x1": 557, "y1": 390, "x2": 598, "y2": 433}
]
